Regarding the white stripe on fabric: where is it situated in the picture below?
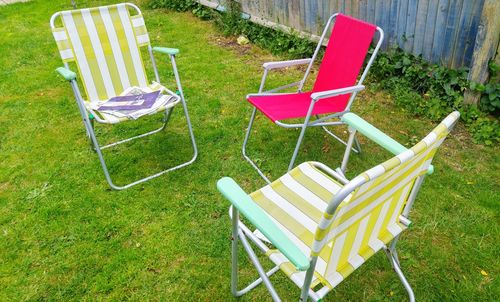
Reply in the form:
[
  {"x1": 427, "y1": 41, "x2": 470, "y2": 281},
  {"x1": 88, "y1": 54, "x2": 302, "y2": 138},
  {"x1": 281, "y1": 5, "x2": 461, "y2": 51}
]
[
  {"x1": 344, "y1": 146, "x2": 434, "y2": 213},
  {"x1": 442, "y1": 113, "x2": 458, "y2": 128},
  {"x1": 53, "y1": 30, "x2": 68, "y2": 41},
  {"x1": 264, "y1": 213, "x2": 328, "y2": 275},
  {"x1": 60, "y1": 49, "x2": 74, "y2": 60},
  {"x1": 62, "y1": 11, "x2": 99, "y2": 101},
  {"x1": 323, "y1": 166, "x2": 422, "y2": 244},
  {"x1": 99, "y1": 6, "x2": 131, "y2": 90},
  {"x1": 368, "y1": 201, "x2": 391, "y2": 251},
  {"x1": 347, "y1": 215, "x2": 370, "y2": 269},
  {"x1": 396, "y1": 150, "x2": 414, "y2": 163},
  {"x1": 386, "y1": 183, "x2": 412, "y2": 236},
  {"x1": 132, "y1": 16, "x2": 145, "y2": 27},
  {"x1": 136, "y1": 34, "x2": 149, "y2": 45},
  {"x1": 324, "y1": 232, "x2": 347, "y2": 283},
  {"x1": 260, "y1": 186, "x2": 317, "y2": 233},
  {"x1": 117, "y1": 4, "x2": 147, "y2": 87},
  {"x1": 81, "y1": 9, "x2": 115, "y2": 97},
  {"x1": 280, "y1": 174, "x2": 327, "y2": 211},
  {"x1": 298, "y1": 163, "x2": 343, "y2": 195},
  {"x1": 422, "y1": 132, "x2": 437, "y2": 146},
  {"x1": 365, "y1": 164, "x2": 385, "y2": 180}
]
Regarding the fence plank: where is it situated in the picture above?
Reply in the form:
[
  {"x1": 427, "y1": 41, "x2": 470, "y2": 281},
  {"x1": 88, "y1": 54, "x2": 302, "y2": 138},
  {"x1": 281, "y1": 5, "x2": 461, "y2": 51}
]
[
  {"x1": 465, "y1": 0, "x2": 500, "y2": 104},
  {"x1": 199, "y1": 0, "x2": 488, "y2": 71}
]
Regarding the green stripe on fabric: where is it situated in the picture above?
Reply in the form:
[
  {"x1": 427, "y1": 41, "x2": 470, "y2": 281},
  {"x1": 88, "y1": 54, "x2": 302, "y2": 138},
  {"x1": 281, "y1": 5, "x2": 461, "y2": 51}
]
[
  {"x1": 91, "y1": 8, "x2": 123, "y2": 95},
  {"x1": 72, "y1": 10, "x2": 107, "y2": 100},
  {"x1": 109, "y1": 5, "x2": 140, "y2": 87}
]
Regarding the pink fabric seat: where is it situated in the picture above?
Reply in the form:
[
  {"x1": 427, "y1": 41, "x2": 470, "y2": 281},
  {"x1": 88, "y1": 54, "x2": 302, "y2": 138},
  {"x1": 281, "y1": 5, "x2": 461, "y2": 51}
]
[
  {"x1": 248, "y1": 92, "x2": 350, "y2": 122},
  {"x1": 247, "y1": 14, "x2": 376, "y2": 123}
]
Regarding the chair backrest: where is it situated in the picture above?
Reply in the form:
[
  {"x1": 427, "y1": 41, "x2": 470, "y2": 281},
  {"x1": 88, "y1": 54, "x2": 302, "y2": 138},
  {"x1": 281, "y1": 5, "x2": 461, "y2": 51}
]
[
  {"x1": 310, "y1": 14, "x2": 377, "y2": 110},
  {"x1": 50, "y1": 3, "x2": 150, "y2": 102},
  {"x1": 312, "y1": 111, "x2": 460, "y2": 287}
]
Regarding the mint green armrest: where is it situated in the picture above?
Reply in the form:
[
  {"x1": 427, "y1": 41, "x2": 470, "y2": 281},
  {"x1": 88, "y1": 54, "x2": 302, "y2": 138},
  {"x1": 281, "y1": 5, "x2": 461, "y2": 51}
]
[
  {"x1": 217, "y1": 177, "x2": 310, "y2": 271},
  {"x1": 56, "y1": 67, "x2": 76, "y2": 81},
  {"x1": 342, "y1": 113, "x2": 434, "y2": 175},
  {"x1": 152, "y1": 47, "x2": 179, "y2": 55}
]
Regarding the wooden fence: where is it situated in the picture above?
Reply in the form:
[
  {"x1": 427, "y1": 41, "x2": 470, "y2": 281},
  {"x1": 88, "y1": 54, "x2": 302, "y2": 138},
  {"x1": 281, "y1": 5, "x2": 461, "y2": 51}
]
[{"x1": 198, "y1": 0, "x2": 499, "y2": 103}]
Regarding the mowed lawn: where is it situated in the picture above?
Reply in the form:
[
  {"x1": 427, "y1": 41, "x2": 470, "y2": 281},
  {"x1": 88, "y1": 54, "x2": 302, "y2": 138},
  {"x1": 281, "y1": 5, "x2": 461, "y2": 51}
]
[{"x1": 0, "y1": 0, "x2": 498, "y2": 301}]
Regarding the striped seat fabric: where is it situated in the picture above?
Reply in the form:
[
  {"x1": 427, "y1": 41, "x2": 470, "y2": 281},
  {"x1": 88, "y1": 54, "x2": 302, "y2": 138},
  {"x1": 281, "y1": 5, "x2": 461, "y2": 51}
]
[
  {"x1": 250, "y1": 162, "x2": 348, "y2": 289},
  {"x1": 251, "y1": 111, "x2": 460, "y2": 298},
  {"x1": 51, "y1": 3, "x2": 171, "y2": 123}
]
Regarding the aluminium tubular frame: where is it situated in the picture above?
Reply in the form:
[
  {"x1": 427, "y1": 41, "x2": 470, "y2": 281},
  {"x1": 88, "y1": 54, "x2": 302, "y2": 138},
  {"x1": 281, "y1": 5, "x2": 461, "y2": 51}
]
[
  {"x1": 229, "y1": 160, "x2": 418, "y2": 302},
  {"x1": 242, "y1": 13, "x2": 384, "y2": 184},
  {"x1": 50, "y1": 3, "x2": 197, "y2": 190}
]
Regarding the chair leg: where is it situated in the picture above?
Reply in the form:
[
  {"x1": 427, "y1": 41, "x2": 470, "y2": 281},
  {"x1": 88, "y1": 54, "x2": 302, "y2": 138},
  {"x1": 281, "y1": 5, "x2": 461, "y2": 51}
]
[
  {"x1": 385, "y1": 240, "x2": 415, "y2": 302},
  {"x1": 299, "y1": 258, "x2": 317, "y2": 302},
  {"x1": 242, "y1": 107, "x2": 272, "y2": 184},
  {"x1": 320, "y1": 125, "x2": 361, "y2": 154},
  {"x1": 82, "y1": 100, "x2": 197, "y2": 190},
  {"x1": 230, "y1": 207, "x2": 281, "y2": 301}
]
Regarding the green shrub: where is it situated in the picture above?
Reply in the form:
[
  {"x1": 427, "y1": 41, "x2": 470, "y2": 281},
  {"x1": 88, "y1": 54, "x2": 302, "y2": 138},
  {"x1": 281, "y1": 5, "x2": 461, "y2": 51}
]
[{"x1": 149, "y1": 0, "x2": 498, "y2": 145}]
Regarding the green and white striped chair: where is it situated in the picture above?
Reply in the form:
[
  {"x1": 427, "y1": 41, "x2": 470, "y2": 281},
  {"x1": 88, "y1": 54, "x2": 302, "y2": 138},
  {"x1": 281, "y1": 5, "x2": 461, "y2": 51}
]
[
  {"x1": 50, "y1": 3, "x2": 197, "y2": 190},
  {"x1": 218, "y1": 111, "x2": 460, "y2": 301}
]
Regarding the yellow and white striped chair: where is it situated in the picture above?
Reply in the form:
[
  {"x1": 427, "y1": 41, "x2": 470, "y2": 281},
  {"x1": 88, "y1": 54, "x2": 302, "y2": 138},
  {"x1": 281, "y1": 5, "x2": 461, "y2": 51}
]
[
  {"x1": 218, "y1": 111, "x2": 460, "y2": 301},
  {"x1": 50, "y1": 3, "x2": 197, "y2": 190}
]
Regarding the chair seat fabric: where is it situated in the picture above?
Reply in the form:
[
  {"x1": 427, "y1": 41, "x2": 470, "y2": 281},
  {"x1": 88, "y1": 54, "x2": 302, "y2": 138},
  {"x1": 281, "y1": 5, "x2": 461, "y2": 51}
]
[
  {"x1": 247, "y1": 92, "x2": 350, "y2": 122},
  {"x1": 249, "y1": 162, "x2": 346, "y2": 289},
  {"x1": 86, "y1": 82, "x2": 180, "y2": 124},
  {"x1": 249, "y1": 161, "x2": 408, "y2": 292}
]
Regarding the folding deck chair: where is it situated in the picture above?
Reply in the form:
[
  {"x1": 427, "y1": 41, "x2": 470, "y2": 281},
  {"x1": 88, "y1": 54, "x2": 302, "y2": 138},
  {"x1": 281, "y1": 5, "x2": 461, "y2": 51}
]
[
  {"x1": 219, "y1": 111, "x2": 460, "y2": 301},
  {"x1": 50, "y1": 3, "x2": 197, "y2": 190},
  {"x1": 243, "y1": 13, "x2": 384, "y2": 183}
]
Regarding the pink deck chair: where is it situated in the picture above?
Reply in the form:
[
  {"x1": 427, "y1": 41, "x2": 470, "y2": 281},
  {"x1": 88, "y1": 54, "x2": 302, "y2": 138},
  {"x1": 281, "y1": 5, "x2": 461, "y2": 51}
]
[{"x1": 243, "y1": 13, "x2": 384, "y2": 182}]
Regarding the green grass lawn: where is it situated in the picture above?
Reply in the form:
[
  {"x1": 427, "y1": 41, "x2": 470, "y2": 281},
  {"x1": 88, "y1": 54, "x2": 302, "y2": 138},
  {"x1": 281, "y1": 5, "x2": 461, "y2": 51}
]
[{"x1": 0, "y1": 0, "x2": 498, "y2": 300}]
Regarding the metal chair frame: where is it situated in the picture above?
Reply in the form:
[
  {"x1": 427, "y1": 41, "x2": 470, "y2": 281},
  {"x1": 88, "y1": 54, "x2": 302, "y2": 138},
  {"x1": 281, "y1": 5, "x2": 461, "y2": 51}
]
[
  {"x1": 50, "y1": 3, "x2": 197, "y2": 190},
  {"x1": 242, "y1": 13, "x2": 384, "y2": 184}
]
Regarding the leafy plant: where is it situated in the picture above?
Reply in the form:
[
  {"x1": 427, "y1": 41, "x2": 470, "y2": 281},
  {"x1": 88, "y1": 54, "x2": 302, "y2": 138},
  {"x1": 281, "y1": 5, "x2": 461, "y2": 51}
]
[
  {"x1": 149, "y1": 0, "x2": 499, "y2": 145},
  {"x1": 370, "y1": 47, "x2": 498, "y2": 145}
]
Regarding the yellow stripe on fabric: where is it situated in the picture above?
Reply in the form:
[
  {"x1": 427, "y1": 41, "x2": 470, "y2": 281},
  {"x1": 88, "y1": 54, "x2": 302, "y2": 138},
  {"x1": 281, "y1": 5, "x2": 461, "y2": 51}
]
[
  {"x1": 91, "y1": 8, "x2": 124, "y2": 95},
  {"x1": 356, "y1": 155, "x2": 417, "y2": 201},
  {"x1": 411, "y1": 141, "x2": 428, "y2": 154},
  {"x1": 130, "y1": 15, "x2": 149, "y2": 46},
  {"x1": 56, "y1": 39, "x2": 72, "y2": 51},
  {"x1": 61, "y1": 12, "x2": 96, "y2": 100},
  {"x1": 358, "y1": 203, "x2": 385, "y2": 257},
  {"x1": 381, "y1": 157, "x2": 402, "y2": 172},
  {"x1": 327, "y1": 223, "x2": 359, "y2": 279},
  {"x1": 271, "y1": 180, "x2": 323, "y2": 223},
  {"x1": 432, "y1": 124, "x2": 449, "y2": 136},
  {"x1": 337, "y1": 262, "x2": 356, "y2": 279},
  {"x1": 124, "y1": 6, "x2": 148, "y2": 86},
  {"x1": 289, "y1": 167, "x2": 334, "y2": 204},
  {"x1": 314, "y1": 227, "x2": 330, "y2": 241},
  {"x1": 108, "y1": 5, "x2": 140, "y2": 87},
  {"x1": 72, "y1": 10, "x2": 108, "y2": 100},
  {"x1": 279, "y1": 262, "x2": 297, "y2": 278},
  {"x1": 336, "y1": 159, "x2": 421, "y2": 228},
  {"x1": 313, "y1": 272, "x2": 333, "y2": 289},
  {"x1": 250, "y1": 190, "x2": 314, "y2": 247},
  {"x1": 377, "y1": 187, "x2": 408, "y2": 243}
]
